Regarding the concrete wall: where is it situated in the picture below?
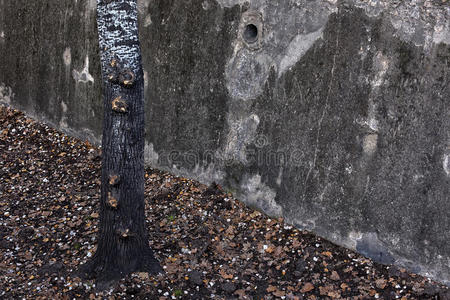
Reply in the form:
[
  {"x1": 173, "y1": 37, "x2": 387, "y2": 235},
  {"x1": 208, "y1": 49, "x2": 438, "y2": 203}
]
[{"x1": 1, "y1": 0, "x2": 449, "y2": 285}]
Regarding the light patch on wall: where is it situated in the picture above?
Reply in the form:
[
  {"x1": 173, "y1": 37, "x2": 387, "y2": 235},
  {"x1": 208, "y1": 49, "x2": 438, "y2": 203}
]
[
  {"x1": 144, "y1": 142, "x2": 159, "y2": 166},
  {"x1": 226, "y1": 51, "x2": 273, "y2": 100},
  {"x1": 0, "y1": 31, "x2": 5, "y2": 43},
  {"x1": 346, "y1": 231, "x2": 363, "y2": 249},
  {"x1": 355, "y1": 232, "x2": 395, "y2": 264},
  {"x1": 191, "y1": 163, "x2": 225, "y2": 185},
  {"x1": 215, "y1": 0, "x2": 245, "y2": 8},
  {"x1": 0, "y1": 83, "x2": 14, "y2": 105},
  {"x1": 276, "y1": 166, "x2": 283, "y2": 186},
  {"x1": 356, "y1": 52, "x2": 389, "y2": 134},
  {"x1": 366, "y1": 52, "x2": 389, "y2": 132},
  {"x1": 443, "y1": 153, "x2": 450, "y2": 177},
  {"x1": 143, "y1": 15, "x2": 152, "y2": 27},
  {"x1": 371, "y1": 52, "x2": 389, "y2": 89},
  {"x1": 87, "y1": 0, "x2": 96, "y2": 11},
  {"x1": 240, "y1": 174, "x2": 282, "y2": 217},
  {"x1": 223, "y1": 113, "x2": 260, "y2": 163},
  {"x1": 143, "y1": 69, "x2": 149, "y2": 90},
  {"x1": 433, "y1": 22, "x2": 450, "y2": 45},
  {"x1": 278, "y1": 29, "x2": 324, "y2": 77},
  {"x1": 59, "y1": 101, "x2": 69, "y2": 128},
  {"x1": 63, "y1": 47, "x2": 72, "y2": 66},
  {"x1": 202, "y1": 0, "x2": 211, "y2": 10},
  {"x1": 137, "y1": 0, "x2": 151, "y2": 15},
  {"x1": 363, "y1": 134, "x2": 378, "y2": 156},
  {"x1": 352, "y1": 0, "x2": 449, "y2": 47},
  {"x1": 169, "y1": 161, "x2": 225, "y2": 187},
  {"x1": 290, "y1": 217, "x2": 317, "y2": 232},
  {"x1": 72, "y1": 55, "x2": 94, "y2": 84}
]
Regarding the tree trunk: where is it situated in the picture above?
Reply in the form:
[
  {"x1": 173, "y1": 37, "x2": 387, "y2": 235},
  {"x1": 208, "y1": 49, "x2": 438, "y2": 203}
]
[{"x1": 79, "y1": 0, "x2": 162, "y2": 286}]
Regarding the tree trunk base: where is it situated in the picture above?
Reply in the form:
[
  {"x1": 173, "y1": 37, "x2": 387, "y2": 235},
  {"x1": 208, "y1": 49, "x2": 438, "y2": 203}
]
[{"x1": 76, "y1": 248, "x2": 163, "y2": 290}]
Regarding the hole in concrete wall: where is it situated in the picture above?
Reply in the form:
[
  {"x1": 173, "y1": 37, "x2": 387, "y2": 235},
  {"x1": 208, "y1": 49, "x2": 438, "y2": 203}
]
[
  {"x1": 240, "y1": 11, "x2": 263, "y2": 50},
  {"x1": 243, "y1": 24, "x2": 258, "y2": 44}
]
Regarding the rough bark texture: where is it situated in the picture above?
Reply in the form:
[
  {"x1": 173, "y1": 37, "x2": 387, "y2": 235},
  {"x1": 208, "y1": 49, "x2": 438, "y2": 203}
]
[{"x1": 78, "y1": 0, "x2": 161, "y2": 285}]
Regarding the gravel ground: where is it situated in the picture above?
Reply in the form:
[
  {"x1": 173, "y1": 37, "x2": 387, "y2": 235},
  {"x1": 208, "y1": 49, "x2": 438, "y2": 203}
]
[{"x1": 0, "y1": 104, "x2": 449, "y2": 299}]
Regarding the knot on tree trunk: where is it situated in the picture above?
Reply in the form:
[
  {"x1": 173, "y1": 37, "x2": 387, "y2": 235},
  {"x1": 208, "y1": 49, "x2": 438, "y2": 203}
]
[
  {"x1": 111, "y1": 96, "x2": 128, "y2": 113},
  {"x1": 107, "y1": 192, "x2": 119, "y2": 209},
  {"x1": 119, "y1": 70, "x2": 136, "y2": 87},
  {"x1": 109, "y1": 174, "x2": 120, "y2": 186}
]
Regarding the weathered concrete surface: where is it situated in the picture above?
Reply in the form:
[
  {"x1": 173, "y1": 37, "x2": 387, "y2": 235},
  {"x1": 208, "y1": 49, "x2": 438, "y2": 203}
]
[{"x1": 1, "y1": 0, "x2": 449, "y2": 285}]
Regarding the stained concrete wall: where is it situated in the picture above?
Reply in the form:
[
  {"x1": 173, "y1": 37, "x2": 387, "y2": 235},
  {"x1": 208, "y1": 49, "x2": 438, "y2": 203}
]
[{"x1": 1, "y1": 0, "x2": 449, "y2": 286}]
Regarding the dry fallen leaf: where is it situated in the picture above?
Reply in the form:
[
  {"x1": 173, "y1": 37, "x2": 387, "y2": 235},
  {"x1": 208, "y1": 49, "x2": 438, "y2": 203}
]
[
  {"x1": 330, "y1": 270, "x2": 340, "y2": 281},
  {"x1": 137, "y1": 272, "x2": 149, "y2": 280},
  {"x1": 301, "y1": 282, "x2": 315, "y2": 293},
  {"x1": 376, "y1": 278, "x2": 387, "y2": 289},
  {"x1": 266, "y1": 285, "x2": 277, "y2": 292},
  {"x1": 219, "y1": 269, "x2": 233, "y2": 279},
  {"x1": 322, "y1": 251, "x2": 332, "y2": 258},
  {"x1": 292, "y1": 238, "x2": 302, "y2": 248},
  {"x1": 265, "y1": 245, "x2": 275, "y2": 254},
  {"x1": 327, "y1": 290, "x2": 341, "y2": 298},
  {"x1": 273, "y1": 290, "x2": 286, "y2": 297},
  {"x1": 234, "y1": 289, "x2": 246, "y2": 298}
]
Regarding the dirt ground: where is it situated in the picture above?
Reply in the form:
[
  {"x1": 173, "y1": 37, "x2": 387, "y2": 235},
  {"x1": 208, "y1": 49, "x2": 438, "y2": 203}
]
[{"x1": 0, "y1": 105, "x2": 449, "y2": 299}]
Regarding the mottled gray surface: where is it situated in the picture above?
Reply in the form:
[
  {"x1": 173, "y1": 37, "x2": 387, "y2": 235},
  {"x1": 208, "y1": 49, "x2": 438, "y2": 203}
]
[{"x1": 1, "y1": 0, "x2": 449, "y2": 286}]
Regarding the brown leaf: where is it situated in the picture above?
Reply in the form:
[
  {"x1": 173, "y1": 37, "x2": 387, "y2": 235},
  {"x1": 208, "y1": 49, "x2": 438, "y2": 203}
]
[
  {"x1": 274, "y1": 246, "x2": 284, "y2": 256},
  {"x1": 301, "y1": 282, "x2": 314, "y2": 293},
  {"x1": 266, "y1": 285, "x2": 277, "y2": 292},
  {"x1": 249, "y1": 211, "x2": 261, "y2": 218},
  {"x1": 219, "y1": 269, "x2": 233, "y2": 279},
  {"x1": 137, "y1": 272, "x2": 149, "y2": 280},
  {"x1": 376, "y1": 278, "x2": 387, "y2": 289},
  {"x1": 90, "y1": 212, "x2": 99, "y2": 218},
  {"x1": 273, "y1": 290, "x2": 286, "y2": 297},
  {"x1": 242, "y1": 243, "x2": 251, "y2": 251},
  {"x1": 164, "y1": 181, "x2": 172, "y2": 188},
  {"x1": 343, "y1": 266, "x2": 353, "y2": 273},
  {"x1": 234, "y1": 289, "x2": 246, "y2": 298},
  {"x1": 265, "y1": 245, "x2": 275, "y2": 254},
  {"x1": 164, "y1": 262, "x2": 179, "y2": 274},
  {"x1": 225, "y1": 226, "x2": 234, "y2": 236},
  {"x1": 292, "y1": 238, "x2": 302, "y2": 248},
  {"x1": 319, "y1": 285, "x2": 331, "y2": 296},
  {"x1": 327, "y1": 290, "x2": 341, "y2": 298},
  {"x1": 322, "y1": 251, "x2": 333, "y2": 258},
  {"x1": 330, "y1": 270, "x2": 340, "y2": 281}
]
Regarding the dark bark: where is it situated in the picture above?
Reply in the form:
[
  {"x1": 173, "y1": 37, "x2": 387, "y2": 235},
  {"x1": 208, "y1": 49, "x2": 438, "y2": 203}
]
[{"x1": 78, "y1": 0, "x2": 162, "y2": 287}]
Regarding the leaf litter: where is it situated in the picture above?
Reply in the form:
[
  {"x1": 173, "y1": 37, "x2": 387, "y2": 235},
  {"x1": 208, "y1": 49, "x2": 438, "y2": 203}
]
[{"x1": 0, "y1": 105, "x2": 449, "y2": 299}]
